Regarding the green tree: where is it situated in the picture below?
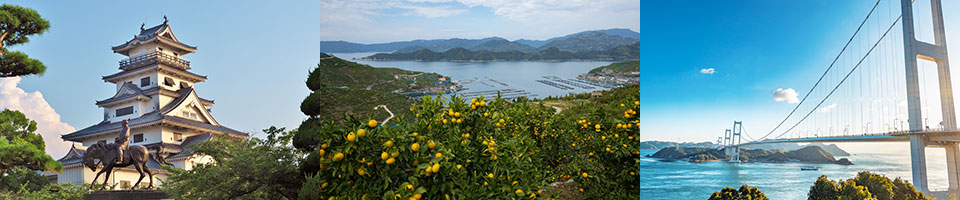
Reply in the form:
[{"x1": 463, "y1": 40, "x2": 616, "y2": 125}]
[
  {"x1": 851, "y1": 172, "x2": 894, "y2": 200},
  {"x1": 838, "y1": 181, "x2": 876, "y2": 200},
  {"x1": 0, "y1": 166, "x2": 48, "y2": 192},
  {"x1": 0, "y1": 4, "x2": 49, "y2": 77},
  {"x1": 161, "y1": 126, "x2": 303, "y2": 200},
  {"x1": 891, "y1": 178, "x2": 926, "y2": 200},
  {"x1": 708, "y1": 184, "x2": 769, "y2": 200},
  {"x1": 0, "y1": 182, "x2": 88, "y2": 200},
  {"x1": 807, "y1": 172, "x2": 930, "y2": 200},
  {"x1": 0, "y1": 109, "x2": 61, "y2": 181},
  {"x1": 809, "y1": 175, "x2": 840, "y2": 200}
]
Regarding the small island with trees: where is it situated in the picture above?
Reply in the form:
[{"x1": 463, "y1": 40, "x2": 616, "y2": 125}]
[{"x1": 649, "y1": 146, "x2": 854, "y2": 165}]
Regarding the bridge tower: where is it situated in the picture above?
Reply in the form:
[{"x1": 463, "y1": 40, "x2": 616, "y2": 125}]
[
  {"x1": 901, "y1": 0, "x2": 956, "y2": 194},
  {"x1": 724, "y1": 129, "x2": 731, "y2": 146},
  {"x1": 729, "y1": 121, "x2": 743, "y2": 162}
]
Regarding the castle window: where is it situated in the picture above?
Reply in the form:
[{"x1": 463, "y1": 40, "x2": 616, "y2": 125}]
[
  {"x1": 140, "y1": 77, "x2": 150, "y2": 87},
  {"x1": 164, "y1": 77, "x2": 175, "y2": 87},
  {"x1": 157, "y1": 47, "x2": 164, "y2": 52},
  {"x1": 174, "y1": 132, "x2": 183, "y2": 142},
  {"x1": 116, "y1": 106, "x2": 134, "y2": 116},
  {"x1": 133, "y1": 134, "x2": 144, "y2": 143}
]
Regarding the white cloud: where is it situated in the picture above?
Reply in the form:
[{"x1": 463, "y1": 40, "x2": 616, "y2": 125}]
[
  {"x1": 819, "y1": 103, "x2": 837, "y2": 113},
  {"x1": 454, "y1": 0, "x2": 640, "y2": 22},
  {"x1": 772, "y1": 88, "x2": 800, "y2": 104},
  {"x1": 407, "y1": 0, "x2": 456, "y2": 3},
  {"x1": 700, "y1": 68, "x2": 715, "y2": 74},
  {"x1": 0, "y1": 77, "x2": 75, "y2": 158},
  {"x1": 397, "y1": 5, "x2": 469, "y2": 18}
]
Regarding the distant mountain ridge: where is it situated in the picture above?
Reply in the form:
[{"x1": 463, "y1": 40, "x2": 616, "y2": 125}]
[
  {"x1": 319, "y1": 28, "x2": 640, "y2": 53},
  {"x1": 741, "y1": 143, "x2": 851, "y2": 156},
  {"x1": 637, "y1": 141, "x2": 719, "y2": 149},
  {"x1": 360, "y1": 41, "x2": 639, "y2": 61}
]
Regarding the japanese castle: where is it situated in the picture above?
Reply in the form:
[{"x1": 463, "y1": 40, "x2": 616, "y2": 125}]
[{"x1": 52, "y1": 18, "x2": 247, "y2": 187}]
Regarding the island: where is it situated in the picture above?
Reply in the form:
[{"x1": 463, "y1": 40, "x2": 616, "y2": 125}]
[
  {"x1": 577, "y1": 60, "x2": 641, "y2": 86},
  {"x1": 359, "y1": 42, "x2": 640, "y2": 62},
  {"x1": 648, "y1": 146, "x2": 853, "y2": 165}
]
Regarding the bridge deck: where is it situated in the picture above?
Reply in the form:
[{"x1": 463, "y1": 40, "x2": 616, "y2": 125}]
[{"x1": 733, "y1": 130, "x2": 960, "y2": 147}]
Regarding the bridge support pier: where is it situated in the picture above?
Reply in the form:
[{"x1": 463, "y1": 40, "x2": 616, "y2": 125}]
[
  {"x1": 910, "y1": 135, "x2": 929, "y2": 192},
  {"x1": 945, "y1": 142, "x2": 960, "y2": 192}
]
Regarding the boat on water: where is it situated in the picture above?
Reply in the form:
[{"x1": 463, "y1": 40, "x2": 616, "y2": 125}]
[{"x1": 800, "y1": 166, "x2": 819, "y2": 171}]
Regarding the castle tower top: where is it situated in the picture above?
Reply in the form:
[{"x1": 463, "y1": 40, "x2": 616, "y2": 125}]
[{"x1": 111, "y1": 17, "x2": 197, "y2": 57}]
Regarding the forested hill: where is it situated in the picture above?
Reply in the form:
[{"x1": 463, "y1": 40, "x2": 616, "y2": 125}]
[
  {"x1": 360, "y1": 41, "x2": 640, "y2": 61},
  {"x1": 319, "y1": 28, "x2": 640, "y2": 53}
]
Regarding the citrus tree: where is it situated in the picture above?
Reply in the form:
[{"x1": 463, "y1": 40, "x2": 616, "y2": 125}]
[{"x1": 296, "y1": 94, "x2": 556, "y2": 199}]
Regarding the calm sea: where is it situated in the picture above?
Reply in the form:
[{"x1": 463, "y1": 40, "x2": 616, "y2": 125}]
[
  {"x1": 328, "y1": 53, "x2": 943, "y2": 200},
  {"x1": 635, "y1": 149, "x2": 948, "y2": 200},
  {"x1": 330, "y1": 52, "x2": 614, "y2": 99}
]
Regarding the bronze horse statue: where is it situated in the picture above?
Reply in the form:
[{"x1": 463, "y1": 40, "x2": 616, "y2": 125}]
[
  {"x1": 84, "y1": 141, "x2": 169, "y2": 190},
  {"x1": 82, "y1": 121, "x2": 169, "y2": 190}
]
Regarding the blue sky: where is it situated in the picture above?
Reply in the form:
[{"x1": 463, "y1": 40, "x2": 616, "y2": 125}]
[{"x1": 0, "y1": 0, "x2": 640, "y2": 157}]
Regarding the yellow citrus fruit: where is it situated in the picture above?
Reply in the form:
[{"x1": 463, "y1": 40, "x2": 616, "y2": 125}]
[
  {"x1": 321, "y1": 144, "x2": 328, "y2": 149},
  {"x1": 435, "y1": 153, "x2": 443, "y2": 158},
  {"x1": 487, "y1": 173, "x2": 494, "y2": 178},
  {"x1": 594, "y1": 124, "x2": 601, "y2": 129},
  {"x1": 333, "y1": 153, "x2": 344, "y2": 161},
  {"x1": 431, "y1": 163, "x2": 440, "y2": 172},
  {"x1": 484, "y1": 112, "x2": 489, "y2": 117},
  {"x1": 391, "y1": 151, "x2": 399, "y2": 158},
  {"x1": 411, "y1": 143, "x2": 421, "y2": 151},
  {"x1": 357, "y1": 129, "x2": 366, "y2": 137},
  {"x1": 381, "y1": 152, "x2": 389, "y2": 160},
  {"x1": 368, "y1": 120, "x2": 378, "y2": 127},
  {"x1": 384, "y1": 140, "x2": 395, "y2": 147},
  {"x1": 582, "y1": 172, "x2": 588, "y2": 178},
  {"x1": 357, "y1": 168, "x2": 366, "y2": 175},
  {"x1": 346, "y1": 133, "x2": 357, "y2": 142},
  {"x1": 635, "y1": 101, "x2": 640, "y2": 106},
  {"x1": 386, "y1": 158, "x2": 396, "y2": 164},
  {"x1": 456, "y1": 164, "x2": 462, "y2": 169},
  {"x1": 515, "y1": 189, "x2": 523, "y2": 194},
  {"x1": 428, "y1": 141, "x2": 437, "y2": 149},
  {"x1": 319, "y1": 149, "x2": 326, "y2": 156}
]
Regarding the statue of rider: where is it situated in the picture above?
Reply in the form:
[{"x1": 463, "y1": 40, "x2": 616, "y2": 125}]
[{"x1": 114, "y1": 120, "x2": 131, "y2": 164}]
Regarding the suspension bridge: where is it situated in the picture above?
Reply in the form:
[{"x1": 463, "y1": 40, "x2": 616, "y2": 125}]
[{"x1": 717, "y1": 0, "x2": 959, "y2": 196}]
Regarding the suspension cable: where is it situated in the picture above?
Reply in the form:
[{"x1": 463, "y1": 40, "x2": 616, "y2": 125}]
[
  {"x1": 775, "y1": 14, "x2": 903, "y2": 138},
  {"x1": 758, "y1": 0, "x2": 883, "y2": 140}
]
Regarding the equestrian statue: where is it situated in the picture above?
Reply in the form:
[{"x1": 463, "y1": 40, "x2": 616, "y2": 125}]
[{"x1": 82, "y1": 120, "x2": 170, "y2": 190}]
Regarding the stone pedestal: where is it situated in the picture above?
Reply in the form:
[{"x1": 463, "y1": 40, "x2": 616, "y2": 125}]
[{"x1": 85, "y1": 190, "x2": 168, "y2": 200}]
